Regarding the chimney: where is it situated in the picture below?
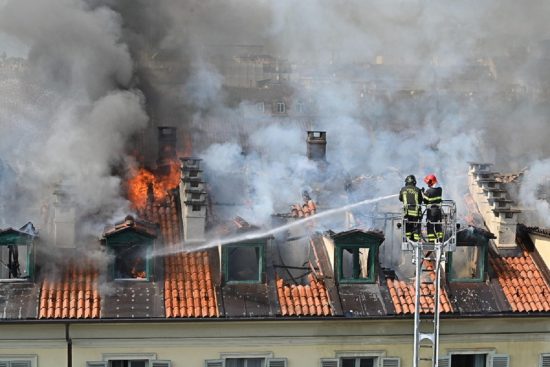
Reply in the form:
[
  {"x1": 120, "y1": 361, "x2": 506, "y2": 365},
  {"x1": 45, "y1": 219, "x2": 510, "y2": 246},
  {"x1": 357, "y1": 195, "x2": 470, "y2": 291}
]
[
  {"x1": 468, "y1": 163, "x2": 520, "y2": 249},
  {"x1": 307, "y1": 131, "x2": 327, "y2": 161},
  {"x1": 179, "y1": 157, "x2": 207, "y2": 243},
  {"x1": 52, "y1": 185, "x2": 76, "y2": 248},
  {"x1": 157, "y1": 126, "x2": 177, "y2": 175}
]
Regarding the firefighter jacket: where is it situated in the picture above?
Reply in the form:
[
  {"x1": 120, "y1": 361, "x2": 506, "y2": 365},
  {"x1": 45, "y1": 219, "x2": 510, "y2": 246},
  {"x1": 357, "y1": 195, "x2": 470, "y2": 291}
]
[
  {"x1": 423, "y1": 186, "x2": 442, "y2": 205},
  {"x1": 399, "y1": 184, "x2": 423, "y2": 217}
]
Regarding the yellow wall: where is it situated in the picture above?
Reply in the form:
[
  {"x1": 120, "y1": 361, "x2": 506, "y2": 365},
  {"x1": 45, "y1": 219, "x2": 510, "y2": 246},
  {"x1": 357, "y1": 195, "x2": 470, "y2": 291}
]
[
  {"x1": 531, "y1": 234, "x2": 550, "y2": 269},
  {"x1": 1, "y1": 318, "x2": 550, "y2": 367}
]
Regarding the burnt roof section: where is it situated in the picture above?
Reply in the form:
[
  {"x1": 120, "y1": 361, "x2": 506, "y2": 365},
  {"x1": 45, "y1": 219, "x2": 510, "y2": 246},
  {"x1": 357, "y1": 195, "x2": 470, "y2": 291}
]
[
  {"x1": 101, "y1": 281, "x2": 165, "y2": 319},
  {"x1": 0, "y1": 282, "x2": 40, "y2": 319}
]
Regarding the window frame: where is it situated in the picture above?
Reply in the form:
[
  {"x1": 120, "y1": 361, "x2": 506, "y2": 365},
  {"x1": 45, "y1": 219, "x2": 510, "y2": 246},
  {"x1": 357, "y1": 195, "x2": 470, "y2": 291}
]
[
  {"x1": 446, "y1": 243, "x2": 488, "y2": 283},
  {"x1": 0, "y1": 230, "x2": 35, "y2": 281},
  {"x1": 222, "y1": 241, "x2": 265, "y2": 284},
  {"x1": 335, "y1": 243, "x2": 377, "y2": 284},
  {"x1": 447, "y1": 350, "x2": 491, "y2": 367},
  {"x1": 104, "y1": 231, "x2": 155, "y2": 282},
  {"x1": 0, "y1": 355, "x2": 37, "y2": 367},
  {"x1": 275, "y1": 101, "x2": 286, "y2": 114}
]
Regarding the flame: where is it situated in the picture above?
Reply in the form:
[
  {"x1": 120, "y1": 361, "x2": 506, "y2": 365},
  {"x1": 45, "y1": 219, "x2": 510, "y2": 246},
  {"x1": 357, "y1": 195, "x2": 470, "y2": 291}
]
[{"x1": 127, "y1": 160, "x2": 180, "y2": 210}]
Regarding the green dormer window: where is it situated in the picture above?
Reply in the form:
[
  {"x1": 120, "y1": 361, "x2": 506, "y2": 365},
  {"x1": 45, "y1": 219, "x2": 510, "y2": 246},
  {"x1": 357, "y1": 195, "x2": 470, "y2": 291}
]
[
  {"x1": 447, "y1": 227, "x2": 491, "y2": 282},
  {"x1": 333, "y1": 230, "x2": 384, "y2": 284},
  {"x1": 103, "y1": 216, "x2": 156, "y2": 281},
  {"x1": 223, "y1": 241, "x2": 265, "y2": 284},
  {"x1": 0, "y1": 222, "x2": 37, "y2": 280}
]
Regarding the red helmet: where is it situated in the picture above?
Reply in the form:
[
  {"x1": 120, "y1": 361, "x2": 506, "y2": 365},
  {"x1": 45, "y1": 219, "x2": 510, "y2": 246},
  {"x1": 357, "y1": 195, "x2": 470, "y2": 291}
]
[{"x1": 424, "y1": 174, "x2": 438, "y2": 187}]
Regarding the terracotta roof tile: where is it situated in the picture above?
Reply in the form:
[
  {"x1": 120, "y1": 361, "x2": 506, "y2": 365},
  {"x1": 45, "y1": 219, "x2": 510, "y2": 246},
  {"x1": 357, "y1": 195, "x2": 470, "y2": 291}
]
[
  {"x1": 39, "y1": 260, "x2": 100, "y2": 319},
  {"x1": 140, "y1": 191, "x2": 219, "y2": 318},
  {"x1": 386, "y1": 260, "x2": 454, "y2": 315},
  {"x1": 276, "y1": 274, "x2": 332, "y2": 316},
  {"x1": 490, "y1": 251, "x2": 550, "y2": 312}
]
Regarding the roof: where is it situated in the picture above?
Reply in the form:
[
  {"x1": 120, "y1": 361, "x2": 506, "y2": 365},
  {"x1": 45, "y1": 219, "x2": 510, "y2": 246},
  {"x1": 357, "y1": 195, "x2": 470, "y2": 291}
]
[
  {"x1": 142, "y1": 191, "x2": 220, "y2": 318},
  {"x1": 276, "y1": 274, "x2": 332, "y2": 316},
  {"x1": 386, "y1": 259, "x2": 453, "y2": 315},
  {"x1": 39, "y1": 260, "x2": 100, "y2": 319},
  {"x1": 490, "y1": 252, "x2": 550, "y2": 312}
]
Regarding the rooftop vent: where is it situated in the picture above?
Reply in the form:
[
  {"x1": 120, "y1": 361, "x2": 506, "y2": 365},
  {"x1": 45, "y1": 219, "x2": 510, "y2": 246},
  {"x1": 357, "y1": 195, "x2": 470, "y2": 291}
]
[{"x1": 307, "y1": 131, "x2": 327, "y2": 161}]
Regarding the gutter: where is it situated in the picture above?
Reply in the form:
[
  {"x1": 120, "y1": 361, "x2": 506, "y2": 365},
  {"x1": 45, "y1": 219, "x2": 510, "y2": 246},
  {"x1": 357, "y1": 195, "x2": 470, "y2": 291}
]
[{"x1": 2, "y1": 312, "x2": 550, "y2": 325}]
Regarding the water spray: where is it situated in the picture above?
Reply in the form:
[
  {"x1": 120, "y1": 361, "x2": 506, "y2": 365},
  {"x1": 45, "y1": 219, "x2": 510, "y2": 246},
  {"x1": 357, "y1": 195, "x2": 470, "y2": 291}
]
[{"x1": 151, "y1": 193, "x2": 398, "y2": 258}]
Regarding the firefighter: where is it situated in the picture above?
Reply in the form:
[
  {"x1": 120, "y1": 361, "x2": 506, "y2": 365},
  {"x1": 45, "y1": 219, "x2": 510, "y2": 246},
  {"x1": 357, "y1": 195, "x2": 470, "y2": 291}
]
[
  {"x1": 423, "y1": 174, "x2": 443, "y2": 243},
  {"x1": 399, "y1": 175, "x2": 423, "y2": 241}
]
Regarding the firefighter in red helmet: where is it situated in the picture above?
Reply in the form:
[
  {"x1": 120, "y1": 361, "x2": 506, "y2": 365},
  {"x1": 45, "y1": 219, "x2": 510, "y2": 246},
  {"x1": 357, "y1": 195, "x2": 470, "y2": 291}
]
[{"x1": 423, "y1": 174, "x2": 443, "y2": 243}]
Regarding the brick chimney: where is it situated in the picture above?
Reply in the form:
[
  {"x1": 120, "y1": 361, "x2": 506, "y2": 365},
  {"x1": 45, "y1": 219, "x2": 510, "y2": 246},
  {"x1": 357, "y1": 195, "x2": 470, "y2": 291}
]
[
  {"x1": 468, "y1": 163, "x2": 520, "y2": 249},
  {"x1": 52, "y1": 185, "x2": 76, "y2": 248},
  {"x1": 179, "y1": 158, "x2": 207, "y2": 243},
  {"x1": 157, "y1": 126, "x2": 177, "y2": 175},
  {"x1": 307, "y1": 131, "x2": 327, "y2": 161}
]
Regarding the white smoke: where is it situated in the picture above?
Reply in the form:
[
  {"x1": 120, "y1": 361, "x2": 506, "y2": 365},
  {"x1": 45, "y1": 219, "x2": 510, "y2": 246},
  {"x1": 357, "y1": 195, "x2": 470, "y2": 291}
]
[{"x1": 0, "y1": 0, "x2": 148, "y2": 234}]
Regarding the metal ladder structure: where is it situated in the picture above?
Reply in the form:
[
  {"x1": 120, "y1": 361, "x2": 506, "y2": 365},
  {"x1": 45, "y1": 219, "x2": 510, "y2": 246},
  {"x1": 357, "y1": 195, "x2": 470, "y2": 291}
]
[{"x1": 401, "y1": 200, "x2": 457, "y2": 367}]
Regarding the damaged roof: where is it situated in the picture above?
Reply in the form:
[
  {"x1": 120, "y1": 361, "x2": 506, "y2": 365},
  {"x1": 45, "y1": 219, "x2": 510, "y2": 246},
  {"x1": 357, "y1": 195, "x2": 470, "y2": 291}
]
[{"x1": 4, "y1": 190, "x2": 550, "y2": 322}]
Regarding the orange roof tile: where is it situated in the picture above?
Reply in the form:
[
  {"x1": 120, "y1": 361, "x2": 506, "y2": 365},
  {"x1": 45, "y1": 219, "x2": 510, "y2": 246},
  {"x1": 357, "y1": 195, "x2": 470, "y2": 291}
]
[
  {"x1": 276, "y1": 274, "x2": 332, "y2": 316},
  {"x1": 490, "y1": 252, "x2": 550, "y2": 312},
  {"x1": 141, "y1": 191, "x2": 219, "y2": 318},
  {"x1": 39, "y1": 260, "x2": 100, "y2": 319},
  {"x1": 386, "y1": 260, "x2": 453, "y2": 315}
]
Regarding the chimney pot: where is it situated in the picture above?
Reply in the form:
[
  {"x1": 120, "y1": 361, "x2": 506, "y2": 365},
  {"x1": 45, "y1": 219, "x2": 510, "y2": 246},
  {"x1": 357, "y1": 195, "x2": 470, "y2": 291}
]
[{"x1": 307, "y1": 131, "x2": 327, "y2": 161}]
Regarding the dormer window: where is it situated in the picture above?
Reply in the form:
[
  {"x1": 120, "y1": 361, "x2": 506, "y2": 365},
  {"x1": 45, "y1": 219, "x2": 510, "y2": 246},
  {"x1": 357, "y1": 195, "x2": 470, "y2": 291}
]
[
  {"x1": 332, "y1": 230, "x2": 384, "y2": 284},
  {"x1": 447, "y1": 227, "x2": 491, "y2": 282},
  {"x1": 223, "y1": 241, "x2": 265, "y2": 283},
  {"x1": 103, "y1": 216, "x2": 156, "y2": 281},
  {"x1": 0, "y1": 223, "x2": 37, "y2": 280}
]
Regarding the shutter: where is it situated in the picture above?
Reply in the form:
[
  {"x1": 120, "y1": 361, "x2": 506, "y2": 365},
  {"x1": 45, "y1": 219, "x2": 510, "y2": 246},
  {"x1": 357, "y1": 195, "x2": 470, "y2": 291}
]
[
  {"x1": 0, "y1": 362, "x2": 7, "y2": 367},
  {"x1": 541, "y1": 355, "x2": 550, "y2": 367},
  {"x1": 320, "y1": 359, "x2": 339, "y2": 367},
  {"x1": 205, "y1": 360, "x2": 223, "y2": 367},
  {"x1": 151, "y1": 361, "x2": 171, "y2": 367},
  {"x1": 380, "y1": 358, "x2": 400, "y2": 367},
  {"x1": 86, "y1": 362, "x2": 108, "y2": 367},
  {"x1": 491, "y1": 354, "x2": 509, "y2": 367},
  {"x1": 267, "y1": 359, "x2": 287, "y2": 367},
  {"x1": 438, "y1": 356, "x2": 450, "y2": 367},
  {"x1": 10, "y1": 362, "x2": 31, "y2": 367}
]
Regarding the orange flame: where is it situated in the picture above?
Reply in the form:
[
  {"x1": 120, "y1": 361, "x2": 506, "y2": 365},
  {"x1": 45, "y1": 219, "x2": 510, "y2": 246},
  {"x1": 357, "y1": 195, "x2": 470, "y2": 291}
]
[{"x1": 127, "y1": 160, "x2": 180, "y2": 210}]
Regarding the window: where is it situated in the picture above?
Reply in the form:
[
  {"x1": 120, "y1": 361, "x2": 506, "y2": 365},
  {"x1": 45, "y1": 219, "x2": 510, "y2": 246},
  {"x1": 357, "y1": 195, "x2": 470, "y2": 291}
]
[
  {"x1": 0, "y1": 244, "x2": 30, "y2": 279},
  {"x1": 191, "y1": 193, "x2": 201, "y2": 200},
  {"x1": 192, "y1": 205, "x2": 202, "y2": 212},
  {"x1": 191, "y1": 182, "x2": 199, "y2": 188},
  {"x1": 189, "y1": 169, "x2": 199, "y2": 177},
  {"x1": 0, "y1": 355, "x2": 36, "y2": 367},
  {"x1": 276, "y1": 102, "x2": 285, "y2": 113},
  {"x1": 341, "y1": 357, "x2": 375, "y2": 367},
  {"x1": 332, "y1": 230, "x2": 383, "y2": 284},
  {"x1": 447, "y1": 245, "x2": 485, "y2": 282},
  {"x1": 223, "y1": 242, "x2": 264, "y2": 283},
  {"x1": 110, "y1": 361, "x2": 147, "y2": 367},
  {"x1": 226, "y1": 358, "x2": 264, "y2": 367},
  {"x1": 114, "y1": 244, "x2": 148, "y2": 280},
  {"x1": 336, "y1": 245, "x2": 376, "y2": 283},
  {"x1": 256, "y1": 102, "x2": 265, "y2": 113},
  {"x1": 451, "y1": 353, "x2": 487, "y2": 367},
  {"x1": 0, "y1": 226, "x2": 36, "y2": 280},
  {"x1": 295, "y1": 101, "x2": 305, "y2": 113}
]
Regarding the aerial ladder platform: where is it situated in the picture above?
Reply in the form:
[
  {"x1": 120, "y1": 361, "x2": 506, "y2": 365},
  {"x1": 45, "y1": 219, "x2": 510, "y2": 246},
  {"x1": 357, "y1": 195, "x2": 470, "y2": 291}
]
[{"x1": 400, "y1": 200, "x2": 457, "y2": 367}]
